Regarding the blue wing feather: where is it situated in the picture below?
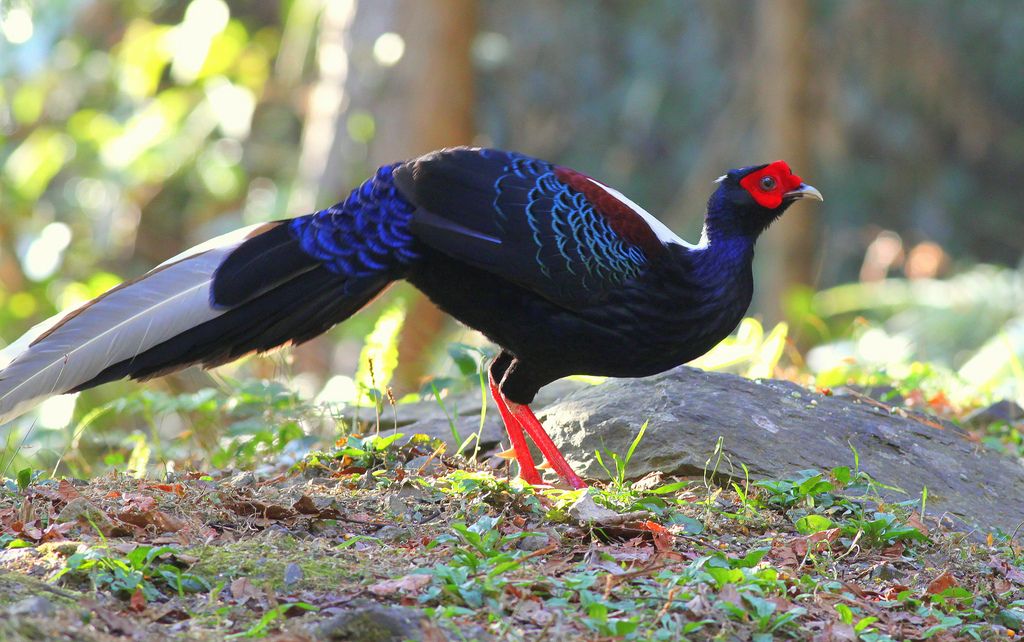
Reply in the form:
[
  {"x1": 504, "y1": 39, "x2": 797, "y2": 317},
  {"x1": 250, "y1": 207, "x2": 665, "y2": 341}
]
[
  {"x1": 289, "y1": 164, "x2": 419, "y2": 282},
  {"x1": 395, "y1": 148, "x2": 652, "y2": 308}
]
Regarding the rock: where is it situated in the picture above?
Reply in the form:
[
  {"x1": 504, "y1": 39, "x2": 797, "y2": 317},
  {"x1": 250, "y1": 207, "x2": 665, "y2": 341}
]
[
  {"x1": 516, "y1": 534, "x2": 551, "y2": 551},
  {"x1": 538, "y1": 366, "x2": 1024, "y2": 534},
  {"x1": 568, "y1": 491, "x2": 620, "y2": 524},
  {"x1": 567, "y1": 490, "x2": 649, "y2": 526},
  {"x1": 7, "y1": 596, "x2": 54, "y2": 618},
  {"x1": 313, "y1": 602, "x2": 447, "y2": 641},
  {"x1": 283, "y1": 563, "x2": 303, "y2": 586},
  {"x1": 962, "y1": 400, "x2": 1024, "y2": 428}
]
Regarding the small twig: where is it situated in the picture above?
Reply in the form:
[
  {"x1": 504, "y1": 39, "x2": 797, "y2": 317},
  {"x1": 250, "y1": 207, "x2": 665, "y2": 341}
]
[{"x1": 416, "y1": 443, "x2": 446, "y2": 476}]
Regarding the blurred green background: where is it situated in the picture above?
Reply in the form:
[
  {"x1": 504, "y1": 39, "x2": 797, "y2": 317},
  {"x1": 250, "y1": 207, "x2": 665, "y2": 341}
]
[{"x1": 1, "y1": 0, "x2": 1023, "y2": 474}]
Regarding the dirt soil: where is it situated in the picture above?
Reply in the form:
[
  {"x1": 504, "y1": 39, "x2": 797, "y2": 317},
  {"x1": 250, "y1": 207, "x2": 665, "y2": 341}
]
[{"x1": 1, "y1": 436, "x2": 1022, "y2": 641}]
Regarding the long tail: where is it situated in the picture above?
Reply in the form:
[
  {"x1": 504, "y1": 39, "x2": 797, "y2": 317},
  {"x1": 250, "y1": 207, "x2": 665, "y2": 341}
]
[{"x1": 0, "y1": 165, "x2": 417, "y2": 425}]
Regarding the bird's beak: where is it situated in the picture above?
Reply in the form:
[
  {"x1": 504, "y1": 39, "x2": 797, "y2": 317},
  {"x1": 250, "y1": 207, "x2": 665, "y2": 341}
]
[{"x1": 784, "y1": 183, "x2": 824, "y2": 202}]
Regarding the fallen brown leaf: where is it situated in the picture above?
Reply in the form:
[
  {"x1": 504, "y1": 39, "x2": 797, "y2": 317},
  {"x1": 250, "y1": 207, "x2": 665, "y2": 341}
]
[
  {"x1": 926, "y1": 570, "x2": 957, "y2": 595},
  {"x1": 57, "y1": 480, "x2": 81, "y2": 503},
  {"x1": 129, "y1": 587, "x2": 147, "y2": 612},
  {"x1": 122, "y1": 493, "x2": 157, "y2": 513},
  {"x1": 367, "y1": 574, "x2": 431, "y2": 596},
  {"x1": 230, "y1": 577, "x2": 261, "y2": 603},
  {"x1": 116, "y1": 510, "x2": 186, "y2": 533}
]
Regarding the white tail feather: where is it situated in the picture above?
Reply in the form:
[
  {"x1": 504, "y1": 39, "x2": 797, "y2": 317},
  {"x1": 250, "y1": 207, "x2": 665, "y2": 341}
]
[{"x1": 0, "y1": 223, "x2": 265, "y2": 425}]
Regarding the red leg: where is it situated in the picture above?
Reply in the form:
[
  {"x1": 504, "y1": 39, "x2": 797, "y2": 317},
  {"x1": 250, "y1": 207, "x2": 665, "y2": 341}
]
[
  {"x1": 507, "y1": 401, "x2": 587, "y2": 490},
  {"x1": 488, "y1": 371, "x2": 542, "y2": 486}
]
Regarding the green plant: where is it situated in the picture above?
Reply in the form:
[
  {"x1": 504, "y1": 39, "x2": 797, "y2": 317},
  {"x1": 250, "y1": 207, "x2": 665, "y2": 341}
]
[
  {"x1": 227, "y1": 602, "x2": 318, "y2": 639},
  {"x1": 335, "y1": 431, "x2": 407, "y2": 469},
  {"x1": 755, "y1": 469, "x2": 837, "y2": 509},
  {"x1": 595, "y1": 420, "x2": 649, "y2": 491},
  {"x1": 834, "y1": 603, "x2": 880, "y2": 637},
  {"x1": 579, "y1": 591, "x2": 641, "y2": 638},
  {"x1": 843, "y1": 511, "x2": 929, "y2": 547},
  {"x1": 53, "y1": 545, "x2": 209, "y2": 600},
  {"x1": 421, "y1": 516, "x2": 538, "y2": 609}
]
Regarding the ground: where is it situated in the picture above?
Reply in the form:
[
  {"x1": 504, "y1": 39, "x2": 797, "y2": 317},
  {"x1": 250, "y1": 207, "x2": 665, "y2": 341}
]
[{"x1": 1, "y1": 427, "x2": 1022, "y2": 642}]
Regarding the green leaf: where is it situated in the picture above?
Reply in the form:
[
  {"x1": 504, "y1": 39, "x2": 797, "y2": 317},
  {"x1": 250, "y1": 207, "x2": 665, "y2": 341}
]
[
  {"x1": 649, "y1": 481, "x2": 689, "y2": 495},
  {"x1": 705, "y1": 566, "x2": 743, "y2": 587},
  {"x1": 624, "y1": 420, "x2": 648, "y2": 469},
  {"x1": 16, "y1": 467, "x2": 32, "y2": 492},
  {"x1": 667, "y1": 514, "x2": 704, "y2": 534},
  {"x1": 795, "y1": 514, "x2": 833, "y2": 535},
  {"x1": 855, "y1": 616, "x2": 879, "y2": 632},
  {"x1": 834, "y1": 603, "x2": 854, "y2": 625},
  {"x1": 447, "y1": 343, "x2": 481, "y2": 376},
  {"x1": 733, "y1": 547, "x2": 770, "y2": 568},
  {"x1": 831, "y1": 466, "x2": 851, "y2": 484}
]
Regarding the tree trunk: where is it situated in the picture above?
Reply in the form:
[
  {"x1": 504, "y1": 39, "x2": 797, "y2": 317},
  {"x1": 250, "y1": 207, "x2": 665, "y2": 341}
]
[
  {"x1": 752, "y1": 0, "x2": 819, "y2": 322},
  {"x1": 287, "y1": 0, "x2": 477, "y2": 391},
  {"x1": 379, "y1": 0, "x2": 478, "y2": 394}
]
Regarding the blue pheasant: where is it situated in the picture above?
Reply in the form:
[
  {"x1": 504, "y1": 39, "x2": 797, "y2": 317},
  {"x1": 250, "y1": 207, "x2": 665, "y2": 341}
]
[{"x1": 0, "y1": 147, "x2": 822, "y2": 488}]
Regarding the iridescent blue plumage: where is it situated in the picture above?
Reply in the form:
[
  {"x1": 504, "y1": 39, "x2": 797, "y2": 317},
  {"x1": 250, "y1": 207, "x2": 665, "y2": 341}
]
[
  {"x1": 491, "y1": 153, "x2": 648, "y2": 292},
  {"x1": 289, "y1": 164, "x2": 419, "y2": 280}
]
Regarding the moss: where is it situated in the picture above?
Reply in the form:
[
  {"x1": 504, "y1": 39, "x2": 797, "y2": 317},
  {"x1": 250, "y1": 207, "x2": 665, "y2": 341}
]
[{"x1": 186, "y1": 530, "x2": 370, "y2": 591}]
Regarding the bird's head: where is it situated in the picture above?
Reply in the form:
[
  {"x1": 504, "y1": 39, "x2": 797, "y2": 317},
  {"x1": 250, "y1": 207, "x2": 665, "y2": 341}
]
[{"x1": 706, "y1": 161, "x2": 823, "y2": 239}]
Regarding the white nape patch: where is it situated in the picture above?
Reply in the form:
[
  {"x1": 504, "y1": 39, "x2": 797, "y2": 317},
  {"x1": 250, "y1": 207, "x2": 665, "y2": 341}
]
[
  {"x1": 586, "y1": 178, "x2": 707, "y2": 250},
  {"x1": 714, "y1": 174, "x2": 727, "y2": 184}
]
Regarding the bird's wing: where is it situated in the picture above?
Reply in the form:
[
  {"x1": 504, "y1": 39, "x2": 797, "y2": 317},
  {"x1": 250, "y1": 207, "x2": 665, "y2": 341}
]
[{"x1": 394, "y1": 147, "x2": 677, "y2": 309}]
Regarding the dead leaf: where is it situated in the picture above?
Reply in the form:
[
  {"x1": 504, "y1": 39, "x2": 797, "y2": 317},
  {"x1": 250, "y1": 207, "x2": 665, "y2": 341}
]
[
  {"x1": 717, "y1": 584, "x2": 743, "y2": 608},
  {"x1": 631, "y1": 471, "x2": 664, "y2": 491},
  {"x1": 640, "y1": 521, "x2": 674, "y2": 552},
  {"x1": 56, "y1": 480, "x2": 81, "y2": 502},
  {"x1": 129, "y1": 588, "x2": 147, "y2": 612},
  {"x1": 990, "y1": 557, "x2": 1024, "y2": 585},
  {"x1": 122, "y1": 493, "x2": 157, "y2": 512},
  {"x1": 926, "y1": 570, "x2": 957, "y2": 595},
  {"x1": 116, "y1": 510, "x2": 186, "y2": 533},
  {"x1": 146, "y1": 483, "x2": 185, "y2": 496},
  {"x1": 367, "y1": 574, "x2": 431, "y2": 596},
  {"x1": 906, "y1": 512, "x2": 929, "y2": 537},
  {"x1": 230, "y1": 577, "x2": 261, "y2": 603}
]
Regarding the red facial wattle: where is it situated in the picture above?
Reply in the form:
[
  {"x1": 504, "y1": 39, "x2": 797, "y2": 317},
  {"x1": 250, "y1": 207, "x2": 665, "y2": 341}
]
[{"x1": 738, "y1": 161, "x2": 804, "y2": 209}]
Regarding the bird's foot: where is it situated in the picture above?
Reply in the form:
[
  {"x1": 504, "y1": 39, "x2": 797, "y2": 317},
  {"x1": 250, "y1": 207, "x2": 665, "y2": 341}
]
[
  {"x1": 488, "y1": 374, "x2": 543, "y2": 486},
  {"x1": 506, "y1": 401, "x2": 587, "y2": 490}
]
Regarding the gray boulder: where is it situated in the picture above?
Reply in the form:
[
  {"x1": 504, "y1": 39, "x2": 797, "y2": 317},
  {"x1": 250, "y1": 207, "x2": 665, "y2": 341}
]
[{"x1": 537, "y1": 366, "x2": 1024, "y2": 534}]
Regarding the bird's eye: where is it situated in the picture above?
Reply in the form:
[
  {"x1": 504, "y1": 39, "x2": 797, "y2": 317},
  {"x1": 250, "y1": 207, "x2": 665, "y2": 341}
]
[{"x1": 759, "y1": 176, "x2": 777, "y2": 191}]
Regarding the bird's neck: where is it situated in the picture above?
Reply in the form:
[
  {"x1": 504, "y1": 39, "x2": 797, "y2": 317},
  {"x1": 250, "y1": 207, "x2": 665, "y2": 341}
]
[
  {"x1": 687, "y1": 233, "x2": 754, "y2": 286},
  {"x1": 685, "y1": 191, "x2": 767, "y2": 277}
]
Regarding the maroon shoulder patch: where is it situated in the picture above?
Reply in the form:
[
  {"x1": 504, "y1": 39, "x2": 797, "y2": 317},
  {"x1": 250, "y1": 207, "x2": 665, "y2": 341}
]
[{"x1": 553, "y1": 167, "x2": 666, "y2": 258}]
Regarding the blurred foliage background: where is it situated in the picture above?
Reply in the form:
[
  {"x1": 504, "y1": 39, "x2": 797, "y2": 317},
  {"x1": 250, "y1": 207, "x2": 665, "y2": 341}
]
[{"x1": 1, "y1": 0, "x2": 1023, "y2": 474}]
